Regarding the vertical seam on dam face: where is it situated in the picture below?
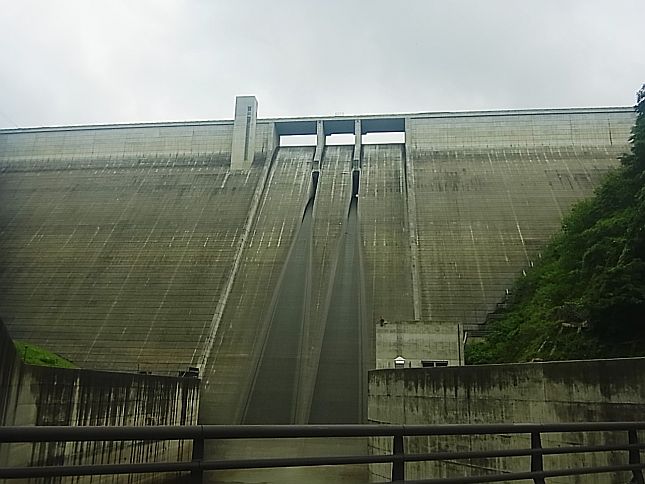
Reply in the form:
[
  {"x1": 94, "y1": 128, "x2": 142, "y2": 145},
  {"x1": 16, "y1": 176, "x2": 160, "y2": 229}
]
[
  {"x1": 309, "y1": 168, "x2": 366, "y2": 424},
  {"x1": 403, "y1": 135, "x2": 423, "y2": 321},
  {"x1": 242, "y1": 170, "x2": 318, "y2": 424}
]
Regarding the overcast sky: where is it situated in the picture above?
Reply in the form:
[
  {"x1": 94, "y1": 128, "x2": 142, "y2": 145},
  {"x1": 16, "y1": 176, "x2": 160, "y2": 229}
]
[{"x1": 0, "y1": 0, "x2": 643, "y2": 128}]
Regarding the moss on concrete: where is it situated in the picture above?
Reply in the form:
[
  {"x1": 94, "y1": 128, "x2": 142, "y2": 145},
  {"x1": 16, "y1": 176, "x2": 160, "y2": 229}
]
[{"x1": 14, "y1": 341, "x2": 76, "y2": 368}]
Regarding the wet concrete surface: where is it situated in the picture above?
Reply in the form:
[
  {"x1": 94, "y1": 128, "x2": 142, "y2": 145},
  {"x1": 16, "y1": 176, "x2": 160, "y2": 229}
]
[
  {"x1": 204, "y1": 438, "x2": 369, "y2": 483},
  {"x1": 243, "y1": 170, "x2": 367, "y2": 425},
  {"x1": 309, "y1": 197, "x2": 365, "y2": 423},
  {"x1": 243, "y1": 200, "x2": 314, "y2": 424}
]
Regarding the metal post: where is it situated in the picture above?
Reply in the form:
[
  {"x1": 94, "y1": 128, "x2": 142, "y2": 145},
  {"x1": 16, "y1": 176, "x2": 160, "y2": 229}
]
[
  {"x1": 191, "y1": 435, "x2": 204, "y2": 484},
  {"x1": 391, "y1": 434, "x2": 405, "y2": 482},
  {"x1": 530, "y1": 432, "x2": 546, "y2": 484},
  {"x1": 629, "y1": 430, "x2": 645, "y2": 484}
]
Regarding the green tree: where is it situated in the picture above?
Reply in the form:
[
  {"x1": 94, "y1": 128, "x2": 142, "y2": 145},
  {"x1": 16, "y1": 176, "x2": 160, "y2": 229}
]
[{"x1": 466, "y1": 86, "x2": 645, "y2": 364}]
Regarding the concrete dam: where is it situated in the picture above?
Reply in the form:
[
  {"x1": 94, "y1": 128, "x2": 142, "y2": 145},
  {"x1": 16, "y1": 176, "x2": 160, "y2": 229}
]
[{"x1": 0, "y1": 97, "x2": 635, "y2": 425}]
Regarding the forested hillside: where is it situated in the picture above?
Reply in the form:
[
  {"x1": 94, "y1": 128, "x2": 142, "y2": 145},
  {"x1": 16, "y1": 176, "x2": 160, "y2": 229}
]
[{"x1": 466, "y1": 90, "x2": 645, "y2": 364}]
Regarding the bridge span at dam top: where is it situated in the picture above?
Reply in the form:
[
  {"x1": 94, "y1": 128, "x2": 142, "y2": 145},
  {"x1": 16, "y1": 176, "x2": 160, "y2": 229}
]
[{"x1": 0, "y1": 98, "x2": 636, "y2": 424}]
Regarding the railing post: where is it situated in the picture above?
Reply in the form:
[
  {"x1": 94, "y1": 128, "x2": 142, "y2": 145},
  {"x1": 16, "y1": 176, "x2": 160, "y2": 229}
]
[
  {"x1": 629, "y1": 430, "x2": 645, "y2": 484},
  {"x1": 391, "y1": 433, "x2": 405, "y2": 482},
  {"x1": 191, "y1": 431, "x2": 204, "y2": 484},
  {"x1": 530, "y1": 431, "x2": 546, "y2": 484}
]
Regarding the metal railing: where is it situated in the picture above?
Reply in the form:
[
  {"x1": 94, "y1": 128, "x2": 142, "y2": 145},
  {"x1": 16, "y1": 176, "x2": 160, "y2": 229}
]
[{"x1": 1, "y1": 422, "x2": 644, "y2": 483}]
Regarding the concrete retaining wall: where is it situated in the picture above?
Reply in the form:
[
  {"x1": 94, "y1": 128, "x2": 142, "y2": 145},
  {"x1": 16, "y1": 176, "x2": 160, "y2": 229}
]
[
  {"x1": 0, "y1": 120, "x2": 275, "y2": 166},
  {"x1": 406, "y1": 108, "x2": 633, "y2": 150},
  {"x1": 375, "y1": 321, "x2": 462, "y2": 369},
  {"x1": 0, "y1": 316, "x2": 18, "y2": 426},
  {"x1": 368, "y1": 359, "x2": 645, "y2": 483},
  {"x1": 0, "y1": 318, "x2": 200, "y2": 483}
]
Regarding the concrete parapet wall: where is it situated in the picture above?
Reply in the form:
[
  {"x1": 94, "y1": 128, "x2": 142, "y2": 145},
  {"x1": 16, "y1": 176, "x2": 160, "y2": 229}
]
[
  {"x1": 407, "y1": 108, "x2": 634, "y2": 150},
  {"x1": 1, "y1": 107, "x2": 632, "y2": 162},
  {"x1": 0, "y1": 120, "x2": 275, "y2": 167},
  {"x1": 368, "y1": 359, "x2": 645, "y2": 483},
  {"x1": 0, "y1": 123, "x2": 234, "y2": 162},
  {"x1": 0, "y1": 319, "x2": 200, "y2": 483}
]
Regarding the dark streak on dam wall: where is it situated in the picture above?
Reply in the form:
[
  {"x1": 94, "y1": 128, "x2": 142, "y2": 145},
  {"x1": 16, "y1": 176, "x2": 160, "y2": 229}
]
[{"x1": 0, "y1": 318, "x2": 200, "y2": 483}]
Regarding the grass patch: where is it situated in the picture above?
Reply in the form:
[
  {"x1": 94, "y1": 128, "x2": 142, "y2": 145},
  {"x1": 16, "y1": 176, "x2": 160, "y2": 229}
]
[{"x1": 14, "y1": 341, "x2": 77, "y2": 368}]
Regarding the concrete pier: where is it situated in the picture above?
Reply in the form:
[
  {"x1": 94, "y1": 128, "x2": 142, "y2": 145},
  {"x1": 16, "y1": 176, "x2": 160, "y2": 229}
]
[{"x1": 231, "y1": 96, "x2": 258, "y2": 170}]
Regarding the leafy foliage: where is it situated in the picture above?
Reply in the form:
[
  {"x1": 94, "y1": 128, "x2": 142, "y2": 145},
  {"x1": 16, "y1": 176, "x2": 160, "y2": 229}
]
[{"x1": 466, "y1": 92, "x2": 645, "y2": 364}]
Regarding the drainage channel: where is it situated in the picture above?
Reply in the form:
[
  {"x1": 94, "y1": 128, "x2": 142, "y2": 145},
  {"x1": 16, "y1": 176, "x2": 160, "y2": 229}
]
[
  {"x1": 309, "y1": 169, "x2": 366, "y2": 423},
  {"x1": 242, "y1": 172, "x2": 319, "y2": 424}
]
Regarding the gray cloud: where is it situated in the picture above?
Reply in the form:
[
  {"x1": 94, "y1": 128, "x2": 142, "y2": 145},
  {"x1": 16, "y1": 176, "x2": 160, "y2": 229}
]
[{"x1": 0, "y1": 0, "x2": 643, "y2": 128}]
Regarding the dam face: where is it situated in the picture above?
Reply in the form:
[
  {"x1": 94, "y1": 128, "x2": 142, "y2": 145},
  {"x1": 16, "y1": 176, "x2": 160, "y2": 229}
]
[{"x1": 0, "y1": 101, "x2": 635, "y2": 424}]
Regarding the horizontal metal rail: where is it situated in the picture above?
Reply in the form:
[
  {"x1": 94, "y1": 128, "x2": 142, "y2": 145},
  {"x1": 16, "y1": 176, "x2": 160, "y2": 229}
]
[
  {"x1": 1, "y1": 422, "x2": 644, "y2": 482},
  {"x1": 3, "y1": 421, "x2": 645, "y2": 441}
]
